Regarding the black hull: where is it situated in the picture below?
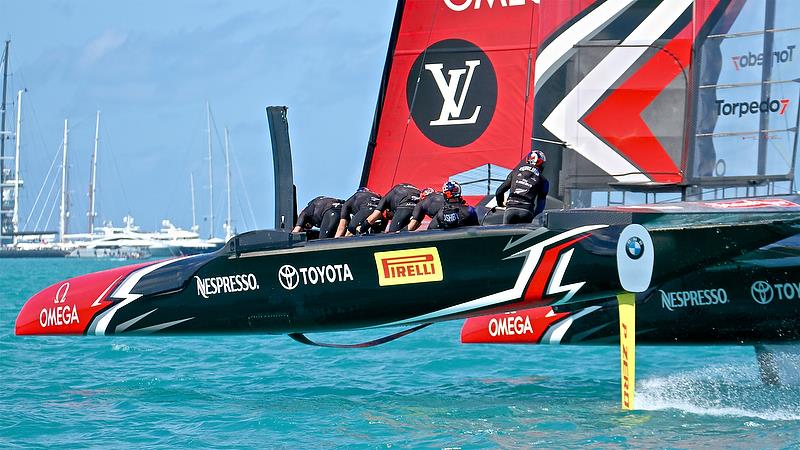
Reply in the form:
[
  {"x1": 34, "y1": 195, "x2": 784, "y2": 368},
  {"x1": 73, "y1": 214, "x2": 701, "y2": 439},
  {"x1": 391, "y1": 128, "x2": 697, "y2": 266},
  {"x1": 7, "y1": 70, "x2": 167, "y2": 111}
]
[
  {"x1": 15, "y1": 198, "x2": 800, "y2": 341},
  {"x1": 462, "y1": 239, "x2": 800, "y2": 345},
  {"x1": 561, "y1": 248, "x2": 800, "y2": 345}
]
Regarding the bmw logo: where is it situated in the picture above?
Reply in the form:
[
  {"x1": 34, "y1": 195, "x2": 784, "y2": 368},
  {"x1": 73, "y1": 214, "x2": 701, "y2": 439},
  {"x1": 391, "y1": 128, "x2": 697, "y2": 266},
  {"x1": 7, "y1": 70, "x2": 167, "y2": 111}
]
[{"x1": 625, "y1": 237, "x2": 644, "y2": 260}]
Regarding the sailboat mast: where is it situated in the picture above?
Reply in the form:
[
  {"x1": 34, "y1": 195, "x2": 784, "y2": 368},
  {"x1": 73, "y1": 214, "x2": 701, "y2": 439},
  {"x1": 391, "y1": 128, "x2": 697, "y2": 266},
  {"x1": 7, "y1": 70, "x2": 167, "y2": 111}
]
[
  {"x1": 0, "y1": 41, "x2": 8, "y2": 183},
  {"x1": 224, "y1": 127, "x2": 232, "y2": 239},
  {"x1": 206, "y1": 101, "x2": 214, "y2": 239},
  {"x1": 59, "y1": 119, "x2": 69, "y2": 242},
  {"x1": 88, "y1": 110, "x2": 99, "y2": 235},
  {"x1": 12, "y1": 89, "x2": 22, "y2": 244},
  {"x1": 190, "y1": 172, "x2": 197, "y2": 232},
  {"x1": 0, "y1": 41, "x2": 9, "y2": 245}
]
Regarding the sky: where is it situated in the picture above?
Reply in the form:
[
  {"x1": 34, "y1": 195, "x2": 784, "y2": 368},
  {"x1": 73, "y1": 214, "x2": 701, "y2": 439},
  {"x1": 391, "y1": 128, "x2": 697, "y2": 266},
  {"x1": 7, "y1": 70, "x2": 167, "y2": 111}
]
[{"x1": 0, "y1": 1, "x2": 396, "y2": 238}]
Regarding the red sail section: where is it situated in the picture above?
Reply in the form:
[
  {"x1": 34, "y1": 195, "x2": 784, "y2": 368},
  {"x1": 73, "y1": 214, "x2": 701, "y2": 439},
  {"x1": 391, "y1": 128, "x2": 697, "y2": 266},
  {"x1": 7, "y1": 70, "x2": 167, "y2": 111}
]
[
  {"x1": 362, "y1": 0, "x2": 538, "y2": 194},
  {"x1": 581, "y1": 25, "x2": 692, "y2": 184}
]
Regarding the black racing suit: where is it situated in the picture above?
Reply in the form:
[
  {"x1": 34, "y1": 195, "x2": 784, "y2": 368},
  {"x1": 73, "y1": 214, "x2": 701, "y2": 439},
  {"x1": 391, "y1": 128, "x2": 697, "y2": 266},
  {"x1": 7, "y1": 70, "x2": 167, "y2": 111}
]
[
  {"x1": 376, "y1": 183, "x2": 420, "y2": 232},
  {"x1": 296, "y1": 196, "x2": 344, "y2": 238},
  {"x1": 341, "y1": 190, "x2": 383, "y2": 234},
  {"x1": 430, "y1": 199, "x2": 479, "y2": 230},
  {"x1": 495, "y1": 161, "x2": 549, "y2": 225},
  {"x1": 409, "y1": 192, "x2": 444, "y2": 230}
]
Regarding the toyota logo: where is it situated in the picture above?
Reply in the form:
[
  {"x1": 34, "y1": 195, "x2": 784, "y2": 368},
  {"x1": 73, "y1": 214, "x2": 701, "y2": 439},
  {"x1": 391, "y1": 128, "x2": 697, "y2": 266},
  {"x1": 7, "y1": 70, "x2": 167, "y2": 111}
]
[
  {"x1": 625, "y1": 237, "x2": 644, "y2": 260},
  {"x1": 278, "y1": 265, "x2": 299, "y2": 290},
  {"x1": 750, "y1": 281, "x2": 774, "y2": 305}
]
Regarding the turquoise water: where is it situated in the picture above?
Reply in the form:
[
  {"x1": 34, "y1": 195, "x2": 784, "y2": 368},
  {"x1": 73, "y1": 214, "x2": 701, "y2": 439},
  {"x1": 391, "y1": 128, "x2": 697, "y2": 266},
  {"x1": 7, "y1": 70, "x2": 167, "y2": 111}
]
[{"x1": 2, "y1": 259, "x2": 800, "y2": 448}]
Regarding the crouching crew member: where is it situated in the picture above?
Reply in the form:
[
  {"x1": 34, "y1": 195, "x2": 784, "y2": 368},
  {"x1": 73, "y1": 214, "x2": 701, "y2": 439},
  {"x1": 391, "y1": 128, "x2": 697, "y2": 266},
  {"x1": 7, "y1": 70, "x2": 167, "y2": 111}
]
[
  {"x1": 430, "y1": 181, "x2": 478, "y2": 229},
  {"x1": 364, "y1": 183, "x2": 420, "y2": 232},
  {"x1": 335, "y1": 187, "x2": 383, "y2": 237},
  {"x1": 407, "y1": 187, "x2": 444, "y2": 231},
  {"x1": 292, "y1": 196, "x2": 344, "y2": 239},
  {"x1": 495, "y1": 149, "x2": 549, "y2": 224}
]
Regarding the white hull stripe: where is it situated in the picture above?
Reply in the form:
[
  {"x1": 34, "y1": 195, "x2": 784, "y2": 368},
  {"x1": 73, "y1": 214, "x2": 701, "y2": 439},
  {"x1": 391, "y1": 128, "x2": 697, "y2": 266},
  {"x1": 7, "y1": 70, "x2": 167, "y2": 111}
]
[
  {"x1": 545, "y1": 248, "x2": 585, "y2": 305},
  {"x1": 128, "y1": 317, "x2": 195, "y2": 334},
  {"x1": 115, "y1": 308, "x2": 158, "y2": 333},
  {"x1": 90, "y1": 275, "x2": 123, "y2": 308},
  {"x1": 542, "y1": 305, "x2": 602, "y2": 344},
  {"x1": 89, "y1": 257, "x2": 190, "y2": 335},
  {"x1": 377, "y1": 225, "x2": 607, "y2": 327}
]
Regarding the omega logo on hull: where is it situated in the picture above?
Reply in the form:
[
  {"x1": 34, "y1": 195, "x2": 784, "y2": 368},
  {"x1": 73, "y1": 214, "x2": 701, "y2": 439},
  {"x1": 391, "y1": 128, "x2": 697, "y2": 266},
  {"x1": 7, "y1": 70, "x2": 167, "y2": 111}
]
[{"x1": 39, "y1": 282, "x2": 80, "y2": 328}]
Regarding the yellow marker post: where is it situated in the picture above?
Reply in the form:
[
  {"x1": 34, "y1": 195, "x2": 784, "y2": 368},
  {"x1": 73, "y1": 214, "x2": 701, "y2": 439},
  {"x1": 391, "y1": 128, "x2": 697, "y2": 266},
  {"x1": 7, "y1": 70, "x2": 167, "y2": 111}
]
[{"x1": 617, "y1": 292, "x2": 636, "y2": 410}]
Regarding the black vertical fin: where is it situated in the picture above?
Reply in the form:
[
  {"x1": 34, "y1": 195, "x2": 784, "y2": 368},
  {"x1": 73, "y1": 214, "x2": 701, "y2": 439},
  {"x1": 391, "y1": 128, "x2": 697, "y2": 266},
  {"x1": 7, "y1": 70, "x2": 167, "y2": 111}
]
[{"x1": 266, "y1": 106, "x2": 296, "y2": 231}]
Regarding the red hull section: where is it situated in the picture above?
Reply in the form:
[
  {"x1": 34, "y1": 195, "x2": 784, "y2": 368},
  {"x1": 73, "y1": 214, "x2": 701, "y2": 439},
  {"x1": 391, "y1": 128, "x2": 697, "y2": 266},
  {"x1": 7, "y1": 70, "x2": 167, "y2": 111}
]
[
  {"x1": 461, "y1": 307, "x2": 568, "y2": 344},
  {"x1": 15, "y1": 262, "x2": 153, "y2": 335}
]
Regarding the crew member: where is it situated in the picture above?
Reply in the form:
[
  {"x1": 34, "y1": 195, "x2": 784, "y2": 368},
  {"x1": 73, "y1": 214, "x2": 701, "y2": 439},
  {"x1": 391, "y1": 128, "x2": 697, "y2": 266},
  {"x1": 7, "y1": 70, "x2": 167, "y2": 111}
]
[
  {"x1": 495, "y1": 149, "x2": 549, "y2": 224},
  {"x1": 406, "y1": 187, "x2": 444, "y2": 231},
  {"x1": 335, "y1": 187, "x2": 383, "y2": 237},
  {"x1": 292, "y1": 196, "x2": 344, "y2": 239},
  {"x1": 430, "y1": 181, "x2": 478, "y2": 229},
  {"x1": 364, "y1": 183, "x2": 420, "y2": 232}
]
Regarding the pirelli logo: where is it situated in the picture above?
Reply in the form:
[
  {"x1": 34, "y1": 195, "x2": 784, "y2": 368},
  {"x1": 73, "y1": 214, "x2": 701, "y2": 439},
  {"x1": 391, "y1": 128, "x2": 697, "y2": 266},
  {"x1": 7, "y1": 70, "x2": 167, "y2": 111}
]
[{"x1": 374, "y1": 247, "x2": 444, "y2": 287}]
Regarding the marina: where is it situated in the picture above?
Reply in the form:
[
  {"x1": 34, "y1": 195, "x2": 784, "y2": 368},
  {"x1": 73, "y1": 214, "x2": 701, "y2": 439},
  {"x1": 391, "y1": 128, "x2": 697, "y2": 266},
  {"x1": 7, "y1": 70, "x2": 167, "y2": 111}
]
[{"x1": 0, "y1": 42, "x2": 242, "y2": 259}]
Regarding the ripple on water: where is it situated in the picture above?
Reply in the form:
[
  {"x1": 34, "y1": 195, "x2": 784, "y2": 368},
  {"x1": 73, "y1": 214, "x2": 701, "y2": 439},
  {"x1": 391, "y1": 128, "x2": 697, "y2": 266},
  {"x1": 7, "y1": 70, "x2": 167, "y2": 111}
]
[{"x1": 3, "y1": 259, "x2": 800, "y2": 447}]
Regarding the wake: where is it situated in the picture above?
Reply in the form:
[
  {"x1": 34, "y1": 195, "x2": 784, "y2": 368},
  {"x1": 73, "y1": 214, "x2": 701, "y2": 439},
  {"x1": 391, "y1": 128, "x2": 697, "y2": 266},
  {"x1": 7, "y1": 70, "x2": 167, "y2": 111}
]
[{"x1": 636, "y1": 361, "x2": 800, "y2": 421}]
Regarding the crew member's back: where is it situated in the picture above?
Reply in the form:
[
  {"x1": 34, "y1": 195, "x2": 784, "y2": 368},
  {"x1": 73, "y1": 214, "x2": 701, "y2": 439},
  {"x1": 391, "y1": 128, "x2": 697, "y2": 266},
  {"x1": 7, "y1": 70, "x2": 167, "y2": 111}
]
[
  {"x1": 495, "y1": 150, "x2": 549, "y2": 224},
  {"x1": 365, "y1": 183, "x2": 421, "y2": 232},
  {"x1": 335, "y1": 188, "x2": 383, "y2": 237},
  {"x1": 407, "y1": 188, "x2": 444, "y2": 231},
  {"x1": 293, "y1": 196, "x2": 344, "y2": 239}
]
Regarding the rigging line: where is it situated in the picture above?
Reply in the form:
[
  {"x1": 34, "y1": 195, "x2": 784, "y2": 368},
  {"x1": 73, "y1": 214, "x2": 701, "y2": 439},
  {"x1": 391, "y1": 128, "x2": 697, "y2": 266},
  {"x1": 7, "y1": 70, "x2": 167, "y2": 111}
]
[
  {"x1": 235, "y1": 193, "x2": 250, "y2": 231},
  {"x1": 222, "y1": 134, "x2": 243, "y2": 232},
  {"x1": 206, "y1": 105, "x2": 226, "y2": 234},
  {"x1": 209, "y1": 107, "x2": 226, "y2": 157},
  {"x1": 391, "y1": 2, "x2": 441, "y2": 184},
  {"x1": 794, "y1": 88, "x2": 800, "y2": 192},
  {"x1": 518, "y1": 1, "x2": 537, "y2": 161},
  {"x1": 35, "y1": 164, "x2": 60, "y2": 232},
  {"x1": 42, "y1": 174, "x2": 62, "y2": 232},
  {"x1": 231, "y1": 147, "x2": 258, "y2": 229},
  {"x1": 101, "y1": 124, "x2": 132, "y2": 215},
  {"x1": 23, "y1": 142, "x2": 62, "y2": 230}
]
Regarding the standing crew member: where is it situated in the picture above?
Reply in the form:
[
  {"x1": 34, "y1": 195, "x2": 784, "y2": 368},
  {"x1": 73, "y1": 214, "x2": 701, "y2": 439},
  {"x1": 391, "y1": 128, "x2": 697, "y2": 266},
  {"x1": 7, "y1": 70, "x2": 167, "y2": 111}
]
[
  {"x1": 364, "y1": 183, "x2": 420, "y2": 232},
  {"x1": 430, "y1": 181, "x2": 478, "y2": 229},
  {"x1": 406, "y1": 188, "x2": 444, "y2": 231},
  {"x1": 335, "y1": 187, "x2": 383, "y2": 237},
  {"x1": 495, "y1": 150, "x2": 549, "y2": 224},
  {"x1": 292, "y1": 196, "x2": 344, "y2": 239}
]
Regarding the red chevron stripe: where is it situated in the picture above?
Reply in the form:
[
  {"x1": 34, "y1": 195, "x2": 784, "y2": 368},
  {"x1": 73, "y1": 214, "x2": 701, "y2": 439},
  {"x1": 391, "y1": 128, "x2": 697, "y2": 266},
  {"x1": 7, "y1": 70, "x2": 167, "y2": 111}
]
[{"x1": 582, "y1": 25, "x2": 692, "y2": 183}]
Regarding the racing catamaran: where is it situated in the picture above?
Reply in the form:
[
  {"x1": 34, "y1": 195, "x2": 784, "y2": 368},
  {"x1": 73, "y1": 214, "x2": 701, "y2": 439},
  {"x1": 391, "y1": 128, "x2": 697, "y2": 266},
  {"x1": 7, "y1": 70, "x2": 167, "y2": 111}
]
[{"x1": 15, "y1": 0, "x2": 800, "y2": 410}]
